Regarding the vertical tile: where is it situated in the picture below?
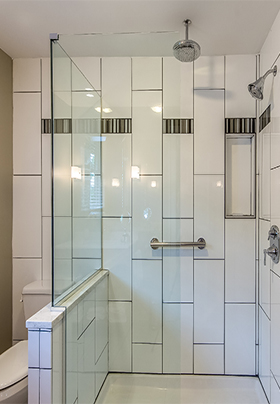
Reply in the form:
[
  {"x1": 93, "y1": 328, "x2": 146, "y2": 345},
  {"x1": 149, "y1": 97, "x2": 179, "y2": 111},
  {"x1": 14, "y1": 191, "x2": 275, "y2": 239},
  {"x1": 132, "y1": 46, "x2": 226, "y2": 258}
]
[
  {"x1": 73, "y1": 259, "x2": 100, "y2": 284},
  {"x1": 259, "y1": 219, "x2": 271, "y2": 317},
  {"x1": 96, "y1": 344, "x2": 108, "y2": 396},
  {"x1": 54, "y1": 217, "x2": 71, "y2": 259},
  {"x1": 225, "y1": 219, "x2": 255, "y2": 302},
  {"x1": 78, "y1": 321, "x2": 95, "y2": 404},
  {"x1": 73, "y1": 217, "x2": 101, "y2": 259},
  {"x1": 194, "y1": 175, "x2": 224, "y2": 259},
  {"x1": 72, "y1": 57, "x2": 101, "y2": 91},
  {"x1": 109, "y1": 302, "x2": 131, "y2": 372},
  {"x1": 102, "y1": 134, "x2": 131, "y2": 217},
  {"x1": 194, "y1": 260, "x2": 224, "y2": 343},
  {"x1": 271, "y1": 372, "x2": 280, "y2": 404},
  {"x1": 42, "y1": 134, "x2": 52, "y2": 217},
  {"x1": 42, "y1": 217, "x2": 51, "y2": 280},
  {"x1": 271, "y1": 272, "x2": 280, "y2": 388},
  {"x1": 77, "y1": 288, "x2": 95, "y2": 338},
  {"x1": 103, "y1": 218, "x2": 131, "y2": 301},
  {"x1": 52, "y1": 320, "x2": 64, "y2": 404},
  {"x1": 225, "y1": 304, "x2": 255, "y2": 375},
  {"x1": 72, "y1": 134, "x2": 101, "y2": 176},
  {"x1": 28, "y1": 330, "x2": 40, "y2": 367},
  {"x1": 194, "y1": 56, "x2": 224, "y2": 89},
  {"x1": 133, "y1": 260, "x2": 162, "y2": 343},
  {"x1": 132, "y1": 91, "x2": 162, "y2": 174},
  {"x1": 102, "y1": 57, "x2": 131, "y2": 118},
  {"x1": 133, "y1": 344, "x2": 162, "y2": 373},
  {"x1": 163, "y1": 134, "x2": 193, "y2": 218},
  {"x1": 13, "y1": 259, "x2": 41, "y2": 340},
  {"x1": 163, "y1": 57, "x2": 193, "y2": 118},
  {"x1": 40, "y1": 369, "x2": 52, "y2": 404},
  {"x1": 260, "y1": 125, "x2": 271, "y2": 221},
  {"x1": 271, "y1": 167, "x2": 280, "y2": 242},
  {"x1": 13, "y1": 93, "x2": 41, "y2": 174},
  {"x1": 73, "y1": 175, "x2": 102, "y2": 217},
  {"x1": 132, "y1": 57, "x2": 162, "y2": 90},
  {"x1": 132, "y1": 175, "x2": 162, "y2": 259},
  {"x1": 163, "y1": 219, "x2": 193, "y2": 302},
  {"x1": 42, "y1": 58, "x2": 51, "y2": 119},
  {"x1": 13, "y1": 58, "x2": 41, "y2": 92},
  {"x1": 163, "y1": 303, "x2": 193, "y2": 373},
  {"x1": 96, "y1": 277, "x2": 108, "y2": 362},
  {"x1": 259, "y1": 308, "x2": 271, "y2": 402},
  {"x1": 40, "y1": 331, "x2": 52, "y2": 369},
  {"x1": 194, "y1": 89, "x2": 224, "y2": 174},
  {"x1": 13, "y1": 176, "x2": 41, "y2": 258},
  {"x1": 225, "y1": 55, "x2": 256, "y2": 117},
  {"x1": 194, "y1": 345, "x2": 224, "y2": 374},
  {"x1": 66, "y1": 305, "x2": 78, "y2": 404},
  {"x1": 53, "y1": 134, "x2": 71, "y2": 217},
  {"x1": 28, "y1": 368, "x2": 40, "y2": 404}
]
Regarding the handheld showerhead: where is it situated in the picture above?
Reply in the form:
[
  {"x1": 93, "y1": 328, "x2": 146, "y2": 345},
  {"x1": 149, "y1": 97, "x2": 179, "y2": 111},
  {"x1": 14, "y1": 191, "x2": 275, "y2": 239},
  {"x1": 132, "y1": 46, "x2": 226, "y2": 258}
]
[
  {"x1": 173, "y1": 19, "x2": 201, "y2": 63},
  {"x1": 248, "y1": 65, "x2": 277, "y2": 100}
]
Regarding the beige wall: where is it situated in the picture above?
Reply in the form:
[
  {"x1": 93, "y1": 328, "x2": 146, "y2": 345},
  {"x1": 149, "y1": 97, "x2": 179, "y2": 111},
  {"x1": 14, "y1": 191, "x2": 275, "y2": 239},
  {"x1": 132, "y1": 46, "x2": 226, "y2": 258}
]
[{"x1": 0, "y1": 49, "x2": 12, "y2": 353}]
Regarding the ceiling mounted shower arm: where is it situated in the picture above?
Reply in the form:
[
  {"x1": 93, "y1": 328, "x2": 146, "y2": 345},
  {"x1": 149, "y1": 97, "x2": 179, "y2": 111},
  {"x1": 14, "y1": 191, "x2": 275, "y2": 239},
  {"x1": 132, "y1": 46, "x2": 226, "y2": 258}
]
[{"x1": 184, "y1": 19, "x2": 191, "y2": 40}]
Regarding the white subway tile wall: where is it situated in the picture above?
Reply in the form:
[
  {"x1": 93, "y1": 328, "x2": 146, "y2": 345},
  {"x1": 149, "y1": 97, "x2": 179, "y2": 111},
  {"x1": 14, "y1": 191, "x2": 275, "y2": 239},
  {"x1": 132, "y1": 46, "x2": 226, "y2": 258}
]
[{"x1": 14, "y1": 53, "x2": 258, "y2": 381}]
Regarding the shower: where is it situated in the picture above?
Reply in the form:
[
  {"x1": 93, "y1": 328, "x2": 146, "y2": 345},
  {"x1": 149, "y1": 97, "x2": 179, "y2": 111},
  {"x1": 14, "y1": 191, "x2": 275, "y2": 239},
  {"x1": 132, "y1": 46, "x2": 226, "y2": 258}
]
[
  {"x1": 248, "y1": 65, "x2": 277, "y2": 100},
  {"x1": 173, "y1": 19, "x2": 201, "y2": 62}
]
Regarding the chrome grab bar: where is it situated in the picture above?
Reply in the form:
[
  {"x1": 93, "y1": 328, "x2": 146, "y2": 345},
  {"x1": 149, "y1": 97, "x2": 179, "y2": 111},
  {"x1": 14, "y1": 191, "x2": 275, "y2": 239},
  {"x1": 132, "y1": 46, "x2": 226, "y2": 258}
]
[{"x1": 150, "y1": 237, "x2": 206, "y2": 250}]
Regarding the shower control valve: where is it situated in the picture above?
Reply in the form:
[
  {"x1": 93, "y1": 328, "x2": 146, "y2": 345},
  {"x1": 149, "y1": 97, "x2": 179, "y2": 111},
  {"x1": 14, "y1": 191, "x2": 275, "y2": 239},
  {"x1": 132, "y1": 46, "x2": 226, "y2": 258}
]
[
  {"x1": 264, "y1": 246, "x2": 279, "y2": 266},
  {"x1": 268, "y1": 225, "x2": 279, "y2": 240}
]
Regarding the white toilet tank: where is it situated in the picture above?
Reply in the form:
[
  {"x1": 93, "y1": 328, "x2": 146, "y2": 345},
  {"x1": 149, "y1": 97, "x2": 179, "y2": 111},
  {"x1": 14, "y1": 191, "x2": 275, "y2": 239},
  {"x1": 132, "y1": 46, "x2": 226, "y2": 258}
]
[{"x1": 22, "y1": 280, "x2": 52, "y2": 320}]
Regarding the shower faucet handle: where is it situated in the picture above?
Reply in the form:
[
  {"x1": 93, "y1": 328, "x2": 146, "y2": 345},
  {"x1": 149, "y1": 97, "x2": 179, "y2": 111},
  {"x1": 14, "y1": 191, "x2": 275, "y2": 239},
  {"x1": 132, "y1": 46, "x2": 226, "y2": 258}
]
[
  {"x1": 264, "y1": 245, "x2": 279, "y2": 266},
  {"x1": 268, "y1": 225, "x2": 279, "y2": 240}
]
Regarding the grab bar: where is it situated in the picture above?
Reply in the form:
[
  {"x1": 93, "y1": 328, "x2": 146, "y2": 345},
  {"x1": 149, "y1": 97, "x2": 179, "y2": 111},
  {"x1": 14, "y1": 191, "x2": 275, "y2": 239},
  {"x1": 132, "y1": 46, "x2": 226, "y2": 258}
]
[{"x1": 150, "y1": 237, "x2": 206, "y2": 250}]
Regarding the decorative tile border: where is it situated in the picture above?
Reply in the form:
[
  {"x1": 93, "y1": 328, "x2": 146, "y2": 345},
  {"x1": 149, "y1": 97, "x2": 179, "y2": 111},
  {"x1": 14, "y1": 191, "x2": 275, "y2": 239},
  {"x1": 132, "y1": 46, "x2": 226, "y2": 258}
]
[
  {"x1": 259, "y1": 105, "x2": 271, "y2": 132},
  {"x1": 42, "y1": 118, "x2": 132, "y2": 134},
  {"x1": 225, "y1": 118, "x2": 256, "y2": 134},
  {"x1": 163, "y1": 119, "x2": 194, "y2": 134}
]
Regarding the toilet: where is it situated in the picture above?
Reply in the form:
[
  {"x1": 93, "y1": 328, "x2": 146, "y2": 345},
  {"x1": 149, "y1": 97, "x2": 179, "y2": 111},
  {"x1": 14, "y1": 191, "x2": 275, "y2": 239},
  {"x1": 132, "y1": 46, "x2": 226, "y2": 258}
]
[{"x1": 0, "y1": 280, "x2": 51, "y2": 403}]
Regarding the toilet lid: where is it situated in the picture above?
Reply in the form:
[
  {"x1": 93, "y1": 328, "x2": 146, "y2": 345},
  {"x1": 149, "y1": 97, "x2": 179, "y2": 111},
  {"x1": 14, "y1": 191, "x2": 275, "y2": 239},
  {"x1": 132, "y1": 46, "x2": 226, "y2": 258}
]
[{"x1": 0, "y1": 340, "x2": 28, "y2": 390}]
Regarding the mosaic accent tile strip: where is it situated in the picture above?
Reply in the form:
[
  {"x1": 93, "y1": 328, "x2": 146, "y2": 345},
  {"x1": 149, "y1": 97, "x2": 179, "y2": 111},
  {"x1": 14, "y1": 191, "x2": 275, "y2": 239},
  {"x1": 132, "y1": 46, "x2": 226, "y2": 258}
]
[
  {"x1": 225, "y1": 118, "x2": 256, "y2": 134},
  {"x1": 163, "y1": 119, "x2": 194, "y2": 134},
  {"x1": 42, "y1": 118, "x2": 131, "y2": 134},
  {"x1": 102, "y1": 118, "x2": 132, "y2": 134},
  {"x1": 259, "y1": 105, "x2": 271, "y2": 133}
]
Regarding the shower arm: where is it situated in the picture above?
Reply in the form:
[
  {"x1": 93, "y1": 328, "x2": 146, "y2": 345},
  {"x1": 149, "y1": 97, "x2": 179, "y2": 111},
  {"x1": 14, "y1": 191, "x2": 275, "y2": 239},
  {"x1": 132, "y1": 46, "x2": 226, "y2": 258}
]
[
  {"x1": 184, "y1": 19, "x2": 191, "y2": 40},
  {"x1": 263, "y1": 65, "x2": 277, "y2": 80}
]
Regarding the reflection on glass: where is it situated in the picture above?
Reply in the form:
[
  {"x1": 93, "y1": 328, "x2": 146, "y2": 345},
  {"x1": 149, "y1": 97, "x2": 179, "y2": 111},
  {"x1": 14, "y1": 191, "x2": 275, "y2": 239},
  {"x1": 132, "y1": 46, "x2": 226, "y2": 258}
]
[
  {"x1": 151, "y1": 181, "x2": 157, "y2": 188},
  {"x1": 71, "y1": 166, "x2": 81, "y2": 179},
  {"x1": 151, "y1": 106, "x2": 162, "y2": 113},
  {"x1": 112, "y1": 178, "x2": 120, "y2": 187},
  {"x1": 131, "y1": 166, "x2": 140, "y2": 179}
]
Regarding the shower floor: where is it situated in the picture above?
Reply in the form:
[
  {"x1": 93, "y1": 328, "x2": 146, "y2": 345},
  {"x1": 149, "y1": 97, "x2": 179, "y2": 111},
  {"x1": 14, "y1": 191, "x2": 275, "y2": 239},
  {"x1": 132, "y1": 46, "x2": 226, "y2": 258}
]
[{"x1": 96, "y1": 374, "x2": 268, "y2": 404}]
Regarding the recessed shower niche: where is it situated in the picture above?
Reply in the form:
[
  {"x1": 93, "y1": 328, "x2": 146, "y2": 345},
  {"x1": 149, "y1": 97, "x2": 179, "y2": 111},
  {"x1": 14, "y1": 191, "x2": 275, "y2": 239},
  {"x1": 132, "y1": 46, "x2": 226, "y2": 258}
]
[{"x1": 225, "y1": 118, "x2": 256, "y2": 218}]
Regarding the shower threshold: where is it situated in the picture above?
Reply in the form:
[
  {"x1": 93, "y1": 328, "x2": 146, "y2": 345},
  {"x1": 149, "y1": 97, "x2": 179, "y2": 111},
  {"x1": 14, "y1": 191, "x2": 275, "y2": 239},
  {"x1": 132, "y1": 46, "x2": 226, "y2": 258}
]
[{"x1": 96, "y1": 373, "x2": 268, "y2": 404}]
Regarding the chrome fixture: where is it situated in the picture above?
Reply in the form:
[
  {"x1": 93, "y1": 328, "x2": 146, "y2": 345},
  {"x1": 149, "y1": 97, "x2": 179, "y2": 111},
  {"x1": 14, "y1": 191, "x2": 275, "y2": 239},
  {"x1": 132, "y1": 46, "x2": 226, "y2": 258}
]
[
  {"x1": 264, "y1": 225, "x2": 280, "y2": 265},
  {"x1": 150, "y1": 237, "x2": 206, "y2": 250},
  {"x1": 248, "y1": 65, "x2": 277, "y2": 100},
  {"x1": 173, "y1": 19, "x2": 201, "y2": 62}
]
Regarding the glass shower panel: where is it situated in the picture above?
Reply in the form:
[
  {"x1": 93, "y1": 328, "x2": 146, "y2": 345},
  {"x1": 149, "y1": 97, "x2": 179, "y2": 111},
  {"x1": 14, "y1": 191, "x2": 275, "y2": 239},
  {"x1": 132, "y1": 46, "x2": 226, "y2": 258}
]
[{"x1": 52, "y1": 41, "x2": 102, "y2": 303}]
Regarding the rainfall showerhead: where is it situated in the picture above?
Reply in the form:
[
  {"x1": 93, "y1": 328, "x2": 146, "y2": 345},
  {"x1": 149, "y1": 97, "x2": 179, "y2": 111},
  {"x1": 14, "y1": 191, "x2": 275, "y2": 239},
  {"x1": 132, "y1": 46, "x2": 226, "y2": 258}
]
[
  {"x1": 173, "y1": 19, "x2": 201, "y2": 63},
  {"x1": 248, "y1": 65, "x2": 277, "y2": 100}
]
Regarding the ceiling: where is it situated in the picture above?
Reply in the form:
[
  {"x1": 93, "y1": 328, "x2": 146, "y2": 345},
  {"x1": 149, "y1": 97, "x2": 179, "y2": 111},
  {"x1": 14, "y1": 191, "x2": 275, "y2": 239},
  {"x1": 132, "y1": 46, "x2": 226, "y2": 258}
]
[{"x1": 0, "y1": 0, "x2": 280, "y2": 59}]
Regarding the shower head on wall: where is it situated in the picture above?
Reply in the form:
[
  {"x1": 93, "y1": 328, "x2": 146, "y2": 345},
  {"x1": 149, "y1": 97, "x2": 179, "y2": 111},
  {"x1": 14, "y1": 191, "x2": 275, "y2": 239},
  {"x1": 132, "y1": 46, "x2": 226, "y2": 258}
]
[
  {"x1": 173, "y1": 19, "x2": 201, "y2": 62},
  {"x1": 248, "y1": 65, "x2": 277, "y2": 100}
]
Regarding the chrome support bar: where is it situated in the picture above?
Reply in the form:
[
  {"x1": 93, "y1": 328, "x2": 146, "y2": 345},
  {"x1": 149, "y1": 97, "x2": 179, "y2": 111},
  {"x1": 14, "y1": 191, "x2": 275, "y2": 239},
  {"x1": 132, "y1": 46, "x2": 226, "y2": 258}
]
[{"x1": 150, "y1": 237, "x2": 206, "y2": 250}]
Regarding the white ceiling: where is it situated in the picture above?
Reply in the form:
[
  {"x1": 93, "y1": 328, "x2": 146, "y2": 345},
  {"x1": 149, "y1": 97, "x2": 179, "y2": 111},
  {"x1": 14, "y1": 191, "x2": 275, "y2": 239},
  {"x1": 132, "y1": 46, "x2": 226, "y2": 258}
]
[{"x1": 0, "y1": 0, "x2": 280, "y2": 59}]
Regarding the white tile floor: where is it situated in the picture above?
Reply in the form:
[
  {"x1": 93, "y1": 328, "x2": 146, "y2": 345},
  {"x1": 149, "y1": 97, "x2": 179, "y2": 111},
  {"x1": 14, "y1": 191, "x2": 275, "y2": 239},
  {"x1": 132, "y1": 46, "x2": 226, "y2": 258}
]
[{"x1": 96, "y1": 374, "x2": 268, "y2": 404}]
